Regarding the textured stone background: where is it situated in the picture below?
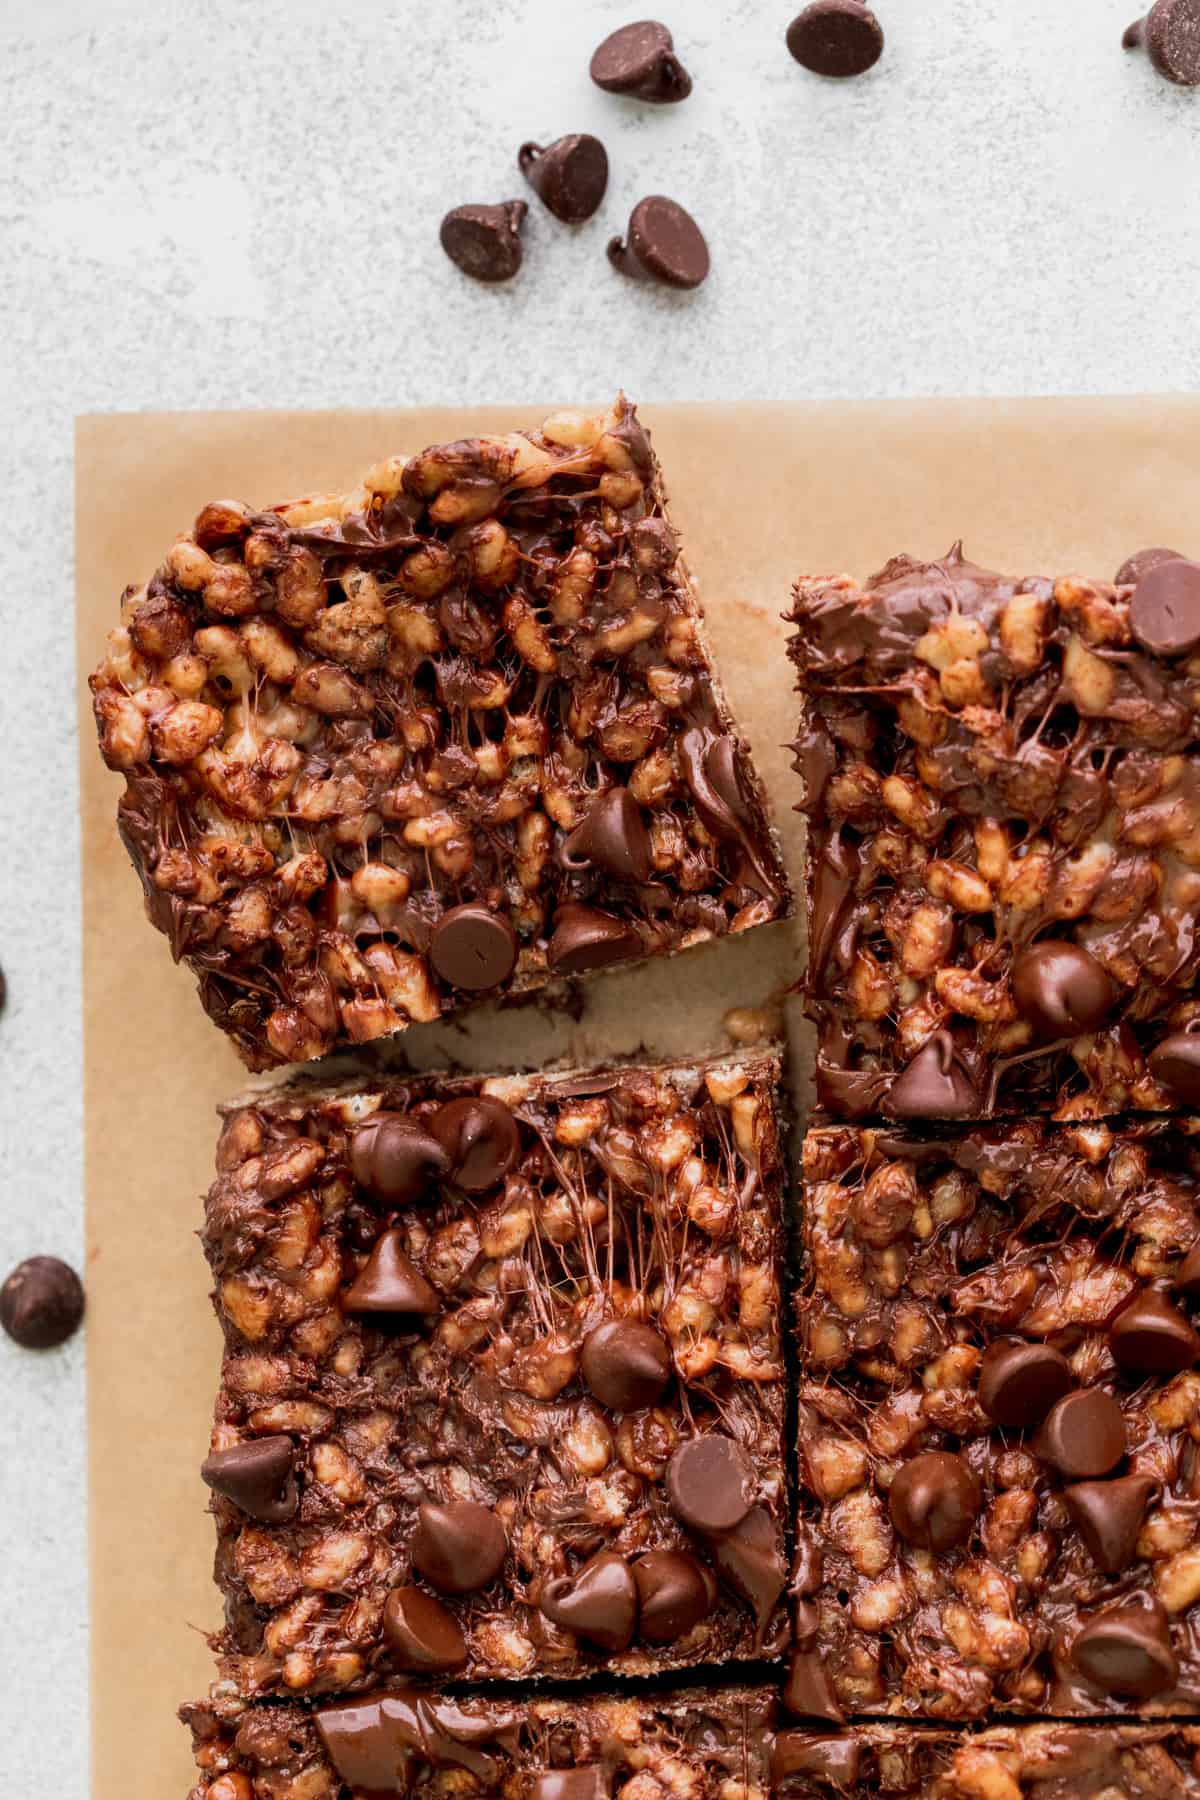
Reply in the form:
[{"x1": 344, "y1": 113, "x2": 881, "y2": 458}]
[{"x1": 1, "y1": 0, "x2": 1197, "y2": 1789}]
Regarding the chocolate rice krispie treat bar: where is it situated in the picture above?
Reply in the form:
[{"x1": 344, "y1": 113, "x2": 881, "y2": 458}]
[
  {"x1": 183, "y1": 1690, "x2": 1200, "y2": 1798},
  {"x1": 792, "y1": 1116, "x2": 1200, "y2": 1721},
  {"x1": 201, "y1": 1049, "x2": 789, "y2": 1695},
  {"x1": 183, "y1": 1683, "x2": 777, "y2": 1800},
  {"x1": 90, "y1": 399, "x2": 789, "y2": 1070},
  {"x1": 789, "y1": 545, "x2": 1200, "y2": 1121}
]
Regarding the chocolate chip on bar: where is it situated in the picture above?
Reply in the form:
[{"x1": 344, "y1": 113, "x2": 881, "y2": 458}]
[
  {"x1": 790, "y1": 543, "x2": 1200, "y2": 1121},
  {"x1": 183, "y1": 1684, "x2": 775, "y2": 1800},
  {"x1": 90, "y1": 400, "x2": 788, "y2": 1070},
  {"x1": 795, "y1": 1116, "x2": 1200, "y2": 1719},
  {"x1": 201, "y1": 1049, "x2": 788, "y2": 1693}
]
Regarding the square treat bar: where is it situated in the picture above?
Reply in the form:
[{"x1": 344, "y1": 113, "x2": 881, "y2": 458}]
[
  {"x1": 771, "y1": 1724, "x2": 1200, "y2": 1797},
  {"x1": 202, "y1": 1049, "x2": 788, "y2": 1695},
  {"x1": 183, "y1": 1683, "x2": 777, "y2": 1800},
  {"x1": 789, "y1": 545, "x2": 1200, "y2": 1121},
  {"x1": 90, "y1": 399, "x2": 789, "y2": 1070},
  {"x1": 792, "y1": 1117, "x2": 1200, "y2": 1722}
]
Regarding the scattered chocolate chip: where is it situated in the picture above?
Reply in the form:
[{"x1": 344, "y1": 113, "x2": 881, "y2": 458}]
[
  {"x1": 1010, "y1": 941, "x2": 1117, "y2": 1041},
  {"x1": 1177, "y1": 1242, "x2": 1200, "y2": 1293},
  {"x1": 1070, "y1": 1597, "x2": 1179, "y2": 1699},
  {"x1": 885, "y1": 1032, "x2": 979, "y2": 1120},
  {"x1": 1110, "y1": 1288, "x2": 1200, "y2": 1374},
  {"x1": 351, "y1": 1112, "x2": 452, "y2": 1205},
  {"x1": 608, "y1": 197, "x2": 710, "y2": 290},
  {"x1": 978, "y1": 1338, "x2": 1072, "y2": 1428},
  {"x1": 1115, "y1": 546, "x2": 1185, "y2": 586},
  {"x1": 0, "y1": 1255, "x2": 85, "y2": 1350},
  {"x1": 430, "y1": 1095, "x2": 521, "y2": 1192},
  {"x1": 710, "y1": 1504, "x2": 787, "y2": 1632},
  {"x1": 440, "y1": 202, "x2": 528, "y2": 283},
  {"x1": 546, "y1": 902, "x2": 642, "y2": 974},
  {"x1": 539, "y1": 1551, "x2": 638, "y2": 1652},
  {"x1": 429, "y1": 904, "x2": 519, "y2": 992},
  {"x1": 201, "y1": 1436, "x2": 298, "y2": 1524},
  {"x1": 632, "y1": 1549, "x2": 714, "y2": 1642},
  {"x1": 1065, "y1": 1476, "x2": 1158, "y2": 1574},
  {"x1": 1126, "y1": 0, "x2": 1200, "y2": 83},
  {"x1": 666, "y1": 1434, "x2": 755, "y2": 1535},
  {"x1": 580, "y1": 1318, "x2": 671, "y2": 1411},
  {"x1": 0, "y1": 965, "x2": 7, "y2": 1016},
  {"x1": 1149, "y1": 1029, "x2": 1200, "y2": 1104},
  {"x1": 563, "y1": 788, "x2": 652, "y2": 883},
  {"x1": 782, "y1": 1649, "x2": 845, "y2": 1722},
  {"x1": 1034, "y1": 1388, "x2": 1126, "y2": 1478},
  {"x1": 528, "y1": 1772, "x2": 610, "y2": 1800},
  {"x1": 382, "y1": 1586, "x2": 469, "y2": 1671},
  {"x1": 519, "y1": 134, "x2": 609, "y2": 223},
  {"x1": 772, "y1": 1732, "x2": 860, "y2": 1789},
  {"x1": 411, "y1": 1500, "x2": 508, "y2": 1594},
  {"x1": 786, "y1": 1, "x2": 884, "y2": 77},
  {"x1": 1129, "y1": 557, "x2": 1200, "y2": 655},
  {"x1": 888, "y1": 1451, "x2": 981, "y2": 1551},
  {"x1": 344, "y1": 1230, "x2": 440, "y2": 1316},
  {"x1": 590, "y1": 20, "x2": 693, "y2": 102}
]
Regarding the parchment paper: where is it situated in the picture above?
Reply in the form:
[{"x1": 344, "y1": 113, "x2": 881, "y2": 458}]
[{"x1": 77, "y1": 396, "x2": 1200, "y2": 1798}]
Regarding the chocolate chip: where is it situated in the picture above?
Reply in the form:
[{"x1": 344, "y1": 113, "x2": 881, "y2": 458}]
[
  {"x1": 546, "y1": 902, "x2": 641, "y2": 974},
  {"x1": 528, "y1": 1772, "x2": 610, "y2": 1800},
  {"x1": 589, "y1": 20, "x2": 693, "y2": 102},
  {"x1": 344, "y1": 1230, "x2": 440, "y2": 1316},
  {"x1": 563, "y1": 788, "x2": 652, "y2": 883},
  {"x1": 888, "y1": 1451, "x2": 981, "y2": 1551},
  {"x1": 0, "y1": 964, "x2": 7, "y2": 1017},
  {"x1": 411, "y1": 1500, "x2": 508, "y2": 1594},
  {"x1": 1130, "y1": 0, "x2": 1200, "y2": 83},
  {"x1": 1177, "y1": 1242, "x2": 1200, "y2": 1293},
  {"x1": 1115, "y1": 546, "x2": 1185, "y2": 586},
  {"x1": 314, "y1": 1697, "x2": 396, "y2": 1794},
  {"x1": 1065, "y1": 1476, "x2": 1158, "y2": 1574},
  {"x1": 1129, "y1": 557, "x2": 1200, "y2": 655},
  {"x1": 519, "y1": 135, "x2": 609, "y2": 224},
  {"x1": 1110, "y1": 1288, "x2": 1200, "y2": 1374},
  {"x1": 429, "y1": 904, "x2": 519, "y2": 992},
  {"x1": 351, "y1": 1112, "x2": 452, "y2": 1205},
  {"x1": 580, "y1": 1318, "x2": 671, "y2": 1411},
  {"x1": 786, "y1": 1, "x2": 884, "y2": 76},
  {"x1": 430, "y1": 1095, "x2": 521, "y2": 1192},
  {"x1": 1010, "y1": 941, "x2": 1116, "y2": 1040},
  {"x1": 632, "y1": 1549, "x2": 715, "y2": 1642},
  {"x1": 978, "y1": 1338, "x2": 1072, "y2": 1428},
  {"x1": 608, "y1": 197, "x2": 710, "y2": 290},
  {"x1": 0, "y1": 1255, "x2": 84, "y2": 1350},
  {"x1": 772, "y1": 1732, "x2": 860, "y2": 1789},
  {"x1": 885, "y1": 1032, "x2": 979, "y2": 1120},
  {"x1": 1149, "y1": 1029, "x2": 1200, "y2": 1105},
  {"x1": 1070, "y1": 1597, "x2": 1179, "y2": 1699},
  {"x1": 538, "y1": 1551, "x2": 638, "y2": 1652},
  {"x1": 781, "y1": 1649, "x2": 845, "y2": 1722},
  {"x1": 439, "y1": 202, "x2": 528, "y2": 283},
  {"x1": 1034, "y1": 1388, "x2": 1126, "y2": 1477},
  {"x1": 201, "y1": 1436, "x2": 298, "y2": 1524},
  {"x1": 381, "y1": 1586, "x2": 469, "y2": 1671},
  {"x1": 710, "y1": 1504, "x2": 787, "y2": 1633},
  {"x1": 666, "y1": 1434, "x2": 755, "y2": 1535}
]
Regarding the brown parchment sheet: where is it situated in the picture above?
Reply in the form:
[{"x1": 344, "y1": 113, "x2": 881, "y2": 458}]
[{"x1": 77, "y1": 397, "x2": 1200, "y2": 1797}]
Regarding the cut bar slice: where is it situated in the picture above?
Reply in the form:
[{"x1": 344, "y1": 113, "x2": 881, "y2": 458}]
[
  {"x1": 183, "y1": 1683, "x2": 777, "y2": 1799},
  {"x1": 794, "y1": 1116, "x2": 1200, "y2": 1720},
  {"x1": 203, "y1": 1049, "x2": 788, "y2": 1695},
  {"x1": 770, "y1": 1722, "x2": 1200, "y2": 1796},
  {"x1": 789, "y1": 544, "x2": 1200, "y2": 1121},
  {"x1": 90, "y1": 399, "x2": 790, "y2": 1069}
]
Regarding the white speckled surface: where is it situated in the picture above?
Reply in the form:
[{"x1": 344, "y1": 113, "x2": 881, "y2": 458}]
[{"x1": 2, "y1": 0, "x2": 1197, "y2": 1789}]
